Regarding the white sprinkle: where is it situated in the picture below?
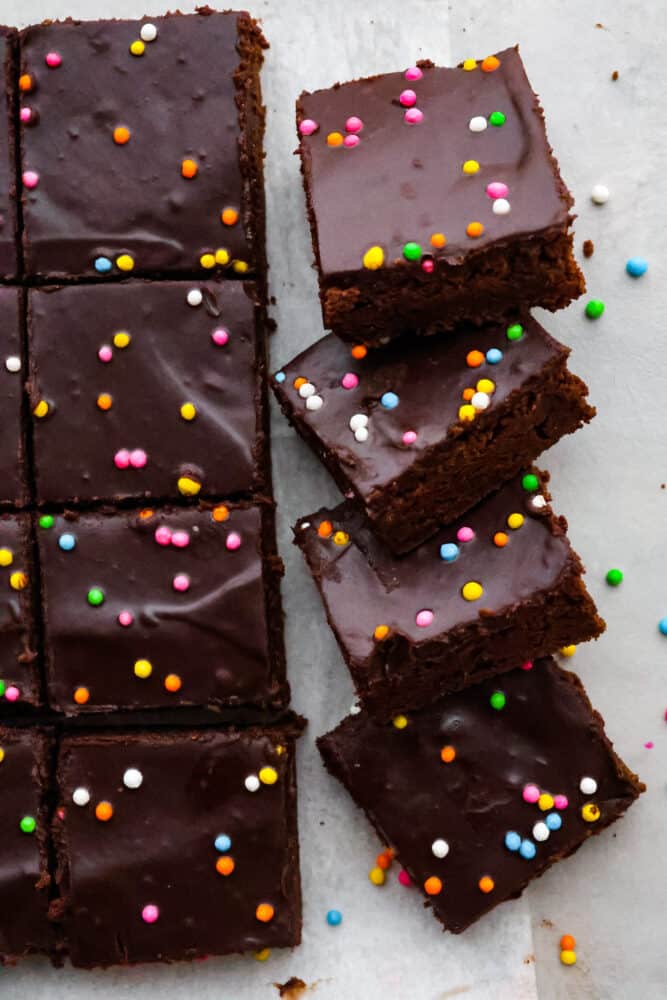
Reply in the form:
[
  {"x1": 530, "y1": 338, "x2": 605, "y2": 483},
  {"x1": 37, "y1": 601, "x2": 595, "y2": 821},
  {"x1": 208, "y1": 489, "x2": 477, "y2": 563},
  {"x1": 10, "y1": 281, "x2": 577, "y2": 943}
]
[
  {"x1": 492, "y1": 198, "x2": 511, "y2": 215},
  {"x1": 123, "y1": 768, "x2": 143, "y2": 790},
  {"x1": 431, "y1": 838, "x2": 449, "y2": 859},
  {"x1": 186, "y1": 289, "x2": 203, "y2": 307},
  {"x1": 591, "y1": 184, "x2": 609, "y2": 205},
  {"x1": 349, "y1": 704, "x2": 361, "y2": 715},
  {"x1": 245, "y1": 774, "x2": 260, "y2": 792},
  {"x1": 140, "y1": 22, "x2": 157, "y2": 42},
  {"x1": 468, "y1": 115, "x2": 487, "y2": 133},
  {"x1": 354, "y1": 426, "x2": 369, "y2": 443},
  {"x1": 532, "y1": 495, "x2": 547, "y2": 509},
  {"x1": 579, "y1": 776, "x2": 598, "y2": 795},
  {"x1": 72, "y1": 787, "x2": 90, "y2": 807},
  {"x1": 5, "y1": 356, "x2": 20, "y2": 373},
  {"x1": 532, "y1": 821, "x2": 550, "y2": 842},
  {"x1": 306, "y1": 394, "x2": 323, "y2": 411},
  {"x1": 349, "y1": 413, "x2": 368, "y2": 431},
  {"x1": 298, "y1": 381, "x2": 316, "y2": 398},
  {"x1": 471, "y1": 391, "x2": 490, "y2": 411},
  {"x1": 299, "y1": 521, "x2": 311, "y2": 530}
]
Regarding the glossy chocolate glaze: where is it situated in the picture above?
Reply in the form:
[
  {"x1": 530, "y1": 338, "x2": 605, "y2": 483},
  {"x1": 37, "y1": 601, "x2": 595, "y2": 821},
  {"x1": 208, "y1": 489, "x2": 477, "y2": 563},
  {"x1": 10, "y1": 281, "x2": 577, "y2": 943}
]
[
  {"x1": 0, "y1": 513, "x2": 39, "y2": 705},
  {"x1": 0, "y1": 29, "x2": 17, "y2": 278},
  {"x1": 318, "y1": 660, "x2": 643, "y2": 933},
  {"x1": 0, "y1": 288, "x2": 25, "y2": 505}
]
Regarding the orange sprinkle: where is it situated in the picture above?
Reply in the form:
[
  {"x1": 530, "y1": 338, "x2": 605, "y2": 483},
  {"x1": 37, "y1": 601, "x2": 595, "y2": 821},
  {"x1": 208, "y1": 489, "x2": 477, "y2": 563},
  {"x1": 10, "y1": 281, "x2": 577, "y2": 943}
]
[
  {"x1": 212, "y1": 504, "x2": 229, "y2": 522},
  {"x1": 466, "y1": 221, "x2": 484, "y2": 238},
  {"x1": 293, "y1": 376, "x2": 307, "y2": 390},
  {"x1": 351, "y1": 345, "x2": 367, "y2": 360},
  {"x1": 19, "y1": 74, "x2": 33, "y2": 93},
  {"x1": 216, "y1": 856, "x2": 235, "y2": 876},
  {"x1": 481, "y1": 55, "x2": 501, "y2": 73},
  {"x1": 373, "y1": 624, "x2": 389, "y2": 641},
  {"x1": 256, "y1": 903, "x2": 275, "y2": 923},
  {"x1": 97, "y1": 393, "x2": 112, "y2": 411},
  {"x1": 440, "y1": 745, "x2": 456, "y2": 763},
  {"x1": 95, "y1": 801, "x2": 113, "y2": 822},
  {"x1": 317, "y1": 520, "x2": 333, "y2": 538},
  {"x1": 462, "y1": 387, "x2": 475, "y2": 401},
  {"x1": 164, "y1": 674, "x2": 182, "y2": 693},
  {"x1": 424, "y1": 876, "x2": 443, "y2": 896},
  {"x1": 479, "y1": 875, "x2": 495, "y2": 893},
  {"x1": 327, "y1": 131, "x2": 344, "y2": 147},
  {"x1": 113, "y1": 126, "x2": 131, "y2": 145},
  {"x1": 221, "y1": 207, "x2": 239, "y2": 226},
  {"x1": 560, "y1": 934, "x2": 576, "y2": 951},
  {"x1": 466, "y1": 350, "x2": 485, "y2": 368},
  {"x1": 376, "y1": 852, "x2": 392, "y2": 870},
  {"x1": 181, "y1": 158, "x2": 198, "y2": 179},
  {"x1": 139, "y1": 509, "x2": 154, "y2": 520},
  {"x1": 430, "y1": 232, "x2": 446, "y2": 249},
  {"x1": 493, "y1": 531, "x2": 508, "y2": 548},
  {"x1": 74, "y1": 686, "x2": 90, "y2": 705}
]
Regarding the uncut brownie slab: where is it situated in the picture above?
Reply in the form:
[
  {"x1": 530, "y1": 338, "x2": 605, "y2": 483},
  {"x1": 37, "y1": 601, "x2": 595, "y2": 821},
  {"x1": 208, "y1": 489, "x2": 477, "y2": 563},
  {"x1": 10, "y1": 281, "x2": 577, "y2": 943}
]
[
  {"x1": 19, "y1": 9, "x2": 267, "y2": 279},
  {"x1": 28, "y1": 281, "x2": 269, "y2": 505},
  {"x1": 273, "y1": 316, "x2": 593, "y2": 553},
  {"x1": 37, "y1": 502, "x2": 288, "y2": 716},
  {"x1": 297, "y1": 47, "x2": 584, "y2": 345},
  {"x1": 318, "y1": 659, "x2": 643, "y2": 934},
  {"x1": 294, "y1": 472, "x2": 604, "y2": 720},
  {"x1": 54, "y1": 720, "x2": 303, "y2": 967},
  {"x1": 0, "y1": 28, "x2": 17, "y2": 278},
  {"x1": 0, "y1": 514, "x2": 40, "y2": 707},
  {"x1": 0, "y1": 288, "x2": 27, "y2": 506},
  {"x1": 0, "y1": 727, "x2": 53, "y2": 962}
]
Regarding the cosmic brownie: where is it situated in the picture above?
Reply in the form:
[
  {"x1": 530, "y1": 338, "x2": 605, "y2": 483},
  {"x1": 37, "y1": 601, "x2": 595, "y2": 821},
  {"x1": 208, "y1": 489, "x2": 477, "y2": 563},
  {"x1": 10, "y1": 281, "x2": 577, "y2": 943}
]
[
  {"x1": 19, "y1": 9, "x2": 267, "y2": 279},
  {"x1": 297, "y1": 47, "x2": 584, "y2": 344},
  {"x1": 0, "y1": 727, "x2": 54, "y2": 962},
  {"x1": 36, "y1": 502, "x2": 288, "y2": 715},
  {"x1": 0, "y1": 28, "x2": 17, "y2": 278},
  {"x1": 294, "y1": 472, "x2": 604, "y2": 720},
  {"x1": 318, "y1": 659, "x2": 643, "y2": 933},
  {"x1": 273, "y1": 316, "x2": 594, "y2": 553},
  {"x1": 54, "y1": 720, "x2": 303, "y2": 967},
  {"x1": 0, "y1": 289, "x2": 27, "y2": 506},
  {"x1": 0, "y1": 514, "x2": 40, "y2": 708},
  {"x1": 28, "y1": 281, "x2": 269, "y2": 505}
]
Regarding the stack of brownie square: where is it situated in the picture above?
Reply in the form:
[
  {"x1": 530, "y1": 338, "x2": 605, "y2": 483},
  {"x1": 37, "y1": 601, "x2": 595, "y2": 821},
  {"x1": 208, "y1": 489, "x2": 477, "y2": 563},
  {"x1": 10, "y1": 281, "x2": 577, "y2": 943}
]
[
  {"x1": 0, "y1": 10, "x2": 302, "y2": 968},
  {"x1": 273, "y1": 47, "x2": 643, "y2": 933}
]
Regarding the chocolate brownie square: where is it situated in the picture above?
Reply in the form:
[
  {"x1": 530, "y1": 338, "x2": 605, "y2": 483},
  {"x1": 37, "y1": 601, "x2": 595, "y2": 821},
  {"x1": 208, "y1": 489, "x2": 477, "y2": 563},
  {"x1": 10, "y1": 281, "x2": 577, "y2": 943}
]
[
  {"x1": 318, "y1": 659, "x2": 643, "y2": 933},
  {"x1": 0, "y1": 28, "x2": 17, "y2": 278},
  {"x1": 54, "y1": 720, "x2": 303, "y2": 967},
  {"x1": 273, "y1": 315, "x2": 594, "y2": 553},
  {"x1": 0, "y1": 726, "x2": 54, "y2": 962},
  {"x1": 19, "y1": 9, "x2": 267, "y2": 279},
  {"x1": 0, "y1": 514, "x2": 40, "y2": 707},
  {"x1": 294, "y1": 471, "x2": 604, "y2": 720},
  {"x1": 0, "y1": 288, "x2": 27, "y2": 506},
  {"x1": 297, "y1": 47, "x2": 584, "y2": 344},
  {"x1": 36, "y1": 502, "x2": 288, "y2": 715},
  {"x1": 28, "y1": 281, "x2": 269, "y2": 505}
]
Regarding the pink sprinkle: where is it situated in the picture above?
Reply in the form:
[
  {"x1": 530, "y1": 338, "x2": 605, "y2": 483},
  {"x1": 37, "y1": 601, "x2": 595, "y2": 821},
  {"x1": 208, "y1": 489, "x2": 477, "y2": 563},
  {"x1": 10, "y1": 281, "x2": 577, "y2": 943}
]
[
  {"x1": 173, "y1": 573, "x2": 190, "y2": 593},
  {"x1": 45, "y1": 52, "x2": 62, "y2": 68},
  {"x1": 129, "y1": 448, "x2": 147, "y2": 469},
  {"x1": 98, "y1": 345, "x2": 113, "y2": 363},
  {"x1": 341, "y1": 372, "x2": 359, "y2": 390},
  {"x1": 22, "y1": 170, "x2": 39, "y2": 189},
  {"x1": 343, "y1": 134, "x2": 360, "y2": 148},
  {"x1": 522, "y1": 783, "x2": 540, "y2": 804},
  {"x1": 171, "y1": 530, "x2": 190, "y2": 548},
  {"x1": 345, "y1": 116, "x2": 363, "y2": 134},
  {"x1": 645, "y1": 741, "x2": 654, "y2": 749},
  {"x1": 402, "y1": 430, "x2": 417, "y2": 445},
  {"x1": 56, "y1": 807, "x2": 65, "y2": 820},
  {"x1": 457, "y1": 526, "x2": 475, "y2": 543},
  {"x1": 486, "y1": 181, "x2": 509, "y2": 200},
  {"x1": 4, "y1": 685, "x2": 20, "y2": 702},
  {"x1": 421, "y1": 258, "x2": 434, "y2": 273},
  {"x1": 404, "y1": 108, "x2": 424, "y2": 125},
  {"x1": 226, "y1": 531, "x2": 241, "y2": 551},
  {"x1": 398, "y1": 869, "x2": 412, "y2": 886},
  {"x1": 154, "y1": 526, "x2": 172, "y2": 546},
  {"x1": 554, "y1": 794, "x2": 569, "y2": 810},
  {"x1": 520, "y1": 661, "x2": 533, "y2": 671},
  {"x1": 299, "y1": 119, "x2": 319, "y2": 136},
  {"x1": 399, "y1": 89, "x2": 417, "y2": 107},
  {"x1": 404, "y1": 67, "x2": 423, "y2": 81},
  {"x1": 20, "y1": 108, "x2": 32, "y2": 123},
  {"x1": 211, "y1": 327, "x2": 229, "y2": 346},
  {"x1": 118, "y1": 610, "x2": 134, "y2": 627},
  {"x1": 114, "y1": 449, "x2": 130, "y2": 469},
  {"x1": 415, "y1": 609, "x2": 434, "y2": 628},
  {"x1": 141, "y1": 904, "x2": 159, "y2": 924}
]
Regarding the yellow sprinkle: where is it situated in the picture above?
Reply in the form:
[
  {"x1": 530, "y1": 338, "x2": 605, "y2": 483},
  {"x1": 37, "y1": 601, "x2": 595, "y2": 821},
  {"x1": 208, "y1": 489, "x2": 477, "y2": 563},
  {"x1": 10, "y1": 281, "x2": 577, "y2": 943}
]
[
  {"x1": 113, "y1": 331, "x2": 131, "y2": 349},
  {"x1": 560, "y1": 644, "x2": 577, "y2": 658},
  {"x1": 180, "y1": 402, "x2": 196, "y2": 421},
  {"x1": 462, "y1": 58, "x2": 477, "y2": 71},
  {"x1": 462, "y1": 159, "x2": 480, "y2": 175},
  {"x1": 9, "y1": 571, "x2": 27, "y2": 591},
  {"x1": 507, "y1": 512, "x2": 524, "y2": 530},
  {"x1": 215, "y1": 248, "x2": 231, "y2": 266},
  {"x1": 560, "y1": 950, "x2": 577, "y2": 966},
  {"x1": 275, "y1": 745, "x2": 285, "y2": 756},
  {"x1": 333, "y1": 531, "x2": 349, "y2": 546},
  {"x1": 581, "y1": 802, "x2": 600, "y2": 823},
  {"x1": 461, "y1": 581, "x2": 483, "y2": 601},
  {"x1": 369, "y1": 866, "x2": 385, "y2": 886},
  {"x1": 0, "y1": 548, "x2": 13, "y2": 567},
  {"x1": 392, "y1": 715, "x2": 408, "y2": 730},
  {"x1": 458, "y1": 404, "x2": 476, "y2": 422},
  {"x1": 254, "y1": 948, "x2": 271, "y2": 961},
  {"x1": 362, "y1": 246, "x2": 384, "y2": 271},
  {"x1": 538, "y1": 793, "x2": 554, "y2": 811},
  {"x1": 0, "y1": 748, "x2": 4, "y2": 763},
  {"x1": 374, "y1": 624, "x2": 389, "y2": 641},
  {"x1": 476, "y1": 378, "x2": 495, "y2": 394},
  {"x1": 116, "y1": 254, "x2": 134, "y2": 272},
  {"x1": 33, "y1": 400, "x2": 49, "y2": 419},
  {"x1": 177, "y1": 475, "x2": 201, "y2": 497},
  {"x1": 259, "y1": 766, "x2": 278, "y2": 785},
  {"x1": 133, "y1": 659, "x2": 152, "y2": 679},
  {"x1": 232, "y1": 259, "x2": 249, "y2": 274},
  {"x1": 129, "y1": 39, "x2": 145, "y2": 56},
  {"x1": 200, "y1": 253, "x2": 216, "y2": 269}
]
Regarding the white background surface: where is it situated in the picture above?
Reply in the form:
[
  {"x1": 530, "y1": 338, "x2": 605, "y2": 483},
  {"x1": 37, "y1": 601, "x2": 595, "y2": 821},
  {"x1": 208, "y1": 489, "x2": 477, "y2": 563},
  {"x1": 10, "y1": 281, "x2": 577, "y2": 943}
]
[{"x1": 1, "y1": 1, "x2": 665, "y2": 998}]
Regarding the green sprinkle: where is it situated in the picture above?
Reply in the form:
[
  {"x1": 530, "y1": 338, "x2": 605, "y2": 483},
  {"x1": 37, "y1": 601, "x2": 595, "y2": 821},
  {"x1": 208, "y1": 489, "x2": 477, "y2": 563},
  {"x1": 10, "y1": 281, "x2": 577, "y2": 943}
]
[
  {"x1": 20, "y1": 815, "x2": 36, "y2": 834},
  {"x1": 606, "y1": 568, "x2": 623, "y2": 587},
  {"x1": 489, "y1": 111, "x2": 506, "y2": 126},
  {"x1": 490, "y1": 690, "x2": 506, "y2": 711},
  {"x1": 402, "y1": 242, "x2": 422, "y2": 262},
  {"x1": 506, "y1": 323, "x2": 524, "y2": 341},
  {"x1": 0, "y1": 681, "x2": 5, "y2": 697},
  {"x1": 521, "y1": 473, "x2": 539, "y2": 492},
  {"x1": 585, "y1": 299, "x2": 605, "y2": 319},
  {"x1": 87, "y1": 587, "x2": 105, "y2": 607},
  {"x1": 39, "y1": 515, "x2": 55, "y2": 530}
]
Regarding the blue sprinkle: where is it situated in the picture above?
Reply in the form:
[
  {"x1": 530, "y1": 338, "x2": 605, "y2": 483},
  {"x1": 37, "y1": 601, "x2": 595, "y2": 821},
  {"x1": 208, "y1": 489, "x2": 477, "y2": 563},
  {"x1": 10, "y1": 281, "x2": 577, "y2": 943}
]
[
  {"x1": 546, "y1": 812, "x2": 562, "y2": 831},
  {"x1": 440, "y1": 542, "x2": 460, "y2": 563},
  {"x1": 380, "y1": 391, "x2": 399, "y2": 410},
  {"x1": 58, "y1": 533, "x2": 76, "y2": 552},
  {"x1": 486, "y1": 348, "x2": 503, "y2": 365},
  {"x1": 659, "y1": 618, "x2": 667, "y2": 636},
  {"x1": 94, "y1": 256, "x2": 113, "y2": 274},
  {"x1": 504, "y1": 831, "x2": 521, "y2": 852},
  {"x1": 626, "y1": 256, "x2": 648, "y2": 278},
  {"x1": 214, "y1": 833, "x2": 232, "y2": 853},
  {"x1": 274, "y1": 371, "x2": 286, "y2": 383},
  {"x1": 326, "y1": 909, "x2": 342, "y2": 927},
  {"x1": 519, "y1": 839, "x2": 536, "y2": 860}
]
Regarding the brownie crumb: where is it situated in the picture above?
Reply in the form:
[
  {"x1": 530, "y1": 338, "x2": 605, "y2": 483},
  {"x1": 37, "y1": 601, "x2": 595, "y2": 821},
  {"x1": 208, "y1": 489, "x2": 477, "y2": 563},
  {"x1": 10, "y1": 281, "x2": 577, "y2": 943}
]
[
  {"x1": 583, "y1": 239, "x2": 595, "y2": 258},
  {"x1": 275, "y1": 978, "x2": 308, "y2": 998},
  {"x1": 611, "y1": 70, "x2": 619, "y2": 80},
  {"x1": 541, "y1": 918, "x2": 554, "y2": 928}
]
